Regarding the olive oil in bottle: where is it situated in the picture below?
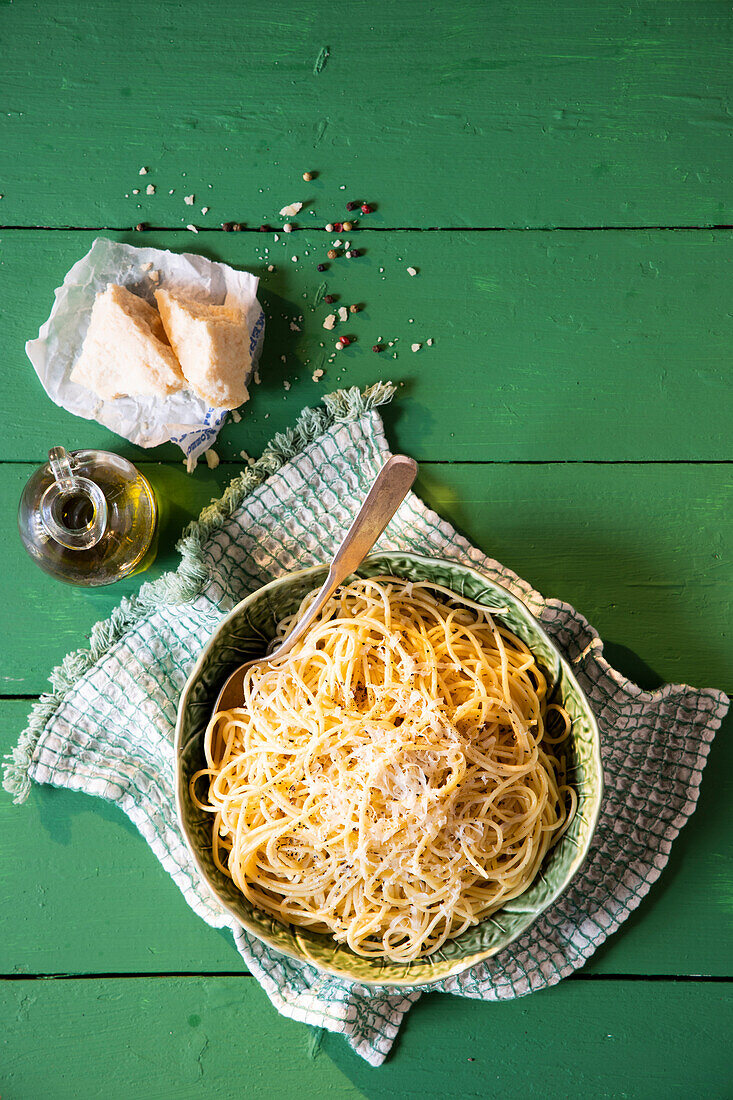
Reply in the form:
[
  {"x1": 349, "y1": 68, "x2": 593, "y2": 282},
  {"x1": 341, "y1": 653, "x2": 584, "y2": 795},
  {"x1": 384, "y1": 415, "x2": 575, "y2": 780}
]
[{"x1": 18, "y1": 447, "x2": 158, "y2": 586}]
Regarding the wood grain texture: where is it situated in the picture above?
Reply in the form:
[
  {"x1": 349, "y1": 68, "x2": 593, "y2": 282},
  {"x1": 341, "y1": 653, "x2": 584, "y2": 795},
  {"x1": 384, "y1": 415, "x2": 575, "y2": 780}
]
[
  {"x1": 1, "y1": 229, "x2": 731, "y2": 462},
  {"x1": 1, "y1": 697, "x2": 730, "y2": 980},
  {"x1": 2, "y1": 460, "x2": 729, "y2": 694},
  {"x1": 2, "y1": 976, "x2": 731, "y2": 1097},
  {"x1": 1, "y1": 1, "x2": 731, "y2": 229}
]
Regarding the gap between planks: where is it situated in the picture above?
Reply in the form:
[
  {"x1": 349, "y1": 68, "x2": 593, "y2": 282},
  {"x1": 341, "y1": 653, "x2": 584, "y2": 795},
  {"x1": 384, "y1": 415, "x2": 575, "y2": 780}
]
[
  {"x1": 0, "y1": 971, "x2": 729, "y2": 983},
  {"x1": 0, "y1": 224, "x2": 731, "y2": 233}
]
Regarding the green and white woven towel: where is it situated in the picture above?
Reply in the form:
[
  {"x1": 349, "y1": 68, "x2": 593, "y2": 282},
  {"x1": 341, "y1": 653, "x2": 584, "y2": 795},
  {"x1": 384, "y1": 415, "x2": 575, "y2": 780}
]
[{"x1": 5, "y1": 383, "x2": 728, "y2": 1067}]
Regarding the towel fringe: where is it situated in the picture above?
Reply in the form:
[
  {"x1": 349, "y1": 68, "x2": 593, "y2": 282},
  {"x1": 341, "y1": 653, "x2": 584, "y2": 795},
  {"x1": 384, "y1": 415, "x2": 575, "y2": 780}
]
[{"x1": 3, "y1": 382, "x2": 395, "y2": 803}]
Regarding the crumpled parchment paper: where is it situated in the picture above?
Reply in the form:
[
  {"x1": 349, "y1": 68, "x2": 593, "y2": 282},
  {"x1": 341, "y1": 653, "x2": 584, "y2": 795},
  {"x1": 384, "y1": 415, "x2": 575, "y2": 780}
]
[{"x1": 26, "y1": 237, "x2": 265, "y2": 469}]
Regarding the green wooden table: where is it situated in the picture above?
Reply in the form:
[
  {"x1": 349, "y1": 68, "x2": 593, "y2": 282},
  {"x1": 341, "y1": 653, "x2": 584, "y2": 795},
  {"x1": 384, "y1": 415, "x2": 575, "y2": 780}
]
[{"x1": 2, "y1": 3, "x2": 731, "y2": 1096}]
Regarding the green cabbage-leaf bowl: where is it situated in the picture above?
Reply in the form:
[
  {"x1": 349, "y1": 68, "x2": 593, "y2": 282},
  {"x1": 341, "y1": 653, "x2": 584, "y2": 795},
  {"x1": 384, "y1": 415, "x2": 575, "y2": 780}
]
[{"x1": 176, "y1": 552, "x2": 603, "y2": 987}]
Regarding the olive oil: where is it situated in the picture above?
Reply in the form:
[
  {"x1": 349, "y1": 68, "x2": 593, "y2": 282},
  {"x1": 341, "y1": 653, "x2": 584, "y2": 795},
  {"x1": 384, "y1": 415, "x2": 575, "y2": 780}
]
[{"x1": 18, "y1": 448, "x2": 158, "y2": 587}]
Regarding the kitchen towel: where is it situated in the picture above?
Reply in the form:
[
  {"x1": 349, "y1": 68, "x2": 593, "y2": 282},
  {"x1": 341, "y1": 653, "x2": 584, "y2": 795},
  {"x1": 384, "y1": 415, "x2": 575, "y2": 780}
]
[{"x1": 5, "y1": 382, "x2": 728, "y2": 1066}]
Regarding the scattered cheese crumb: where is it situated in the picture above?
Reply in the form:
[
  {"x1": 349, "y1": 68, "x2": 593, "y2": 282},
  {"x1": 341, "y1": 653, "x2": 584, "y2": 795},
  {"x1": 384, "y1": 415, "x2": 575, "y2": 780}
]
[
  {"x1": 267, "y1": 264, "x2": 275, "y2": 272},
  {"x1": 254, "y1": 369, "x2": 261, "y2": 385},
  {"x1": 280, "y1": 355, "x2": 287, "y2": 362},
  {"x1": 284, "y1": 380, "x2": 291, "y2": 391},
  {"x1": 312, "y1": 368, "x2": 325, "y2": 381},
  {"x1": 184, "y1": 194, "x2": 195, "y2": 205},
  {"x1": 149, "y1": 271, "x2": 160, "y2": 283},
  {"x1": 204, "y1": 448, "x2": 220, "y2": 470},
  {"x1": 407, "y1": 266, "x2": 418, "y2": 276},
  {"x1": 338, "y1": 306, "x2": 349, "y2": 323},
  {"x1": 279, "y1": 201, "x2": 303, "y2": 218},
  {"x1": 186, "y1": 224, "x2": 198, "y2": 233},
  {"x1": 332, "y1": 239, "x2": 342, "y2": 248},
  {"x1": 141, "y1": 262, "x2": 153, "y2": 272},
  {"x1": 239, "y1": 448, "x2": 250, "y2": 460},
  {"x1": 201, "y1": 206, "x2": 209, "y2": 215},
  {"x1": 323, "y1": 314, "x2": 336, "y2": 330},
  {"x1": 132, "y1": 189, "x2": 140, "y2": 195},
  {"x1": 169, "y1": 189, "x2": 175, "y2": 195},
  {"x1": 230, "y1": 409, "x2": 242, "y2": 423},
  {"x1": 146, "y1": 184, "x2": 155, "y2": 195},
  {"x1": 427, "y1": 338, "x2": 434, "y2": 346},
  {"x1": 139, "y1": 167, "x2": 148, "y2": 176},
  {"x1": 411, "y1": 343, "x2": 422, "y2": 352},
  {"x1": 290, "y1": 321, "x2": 301, "y2": 332}
]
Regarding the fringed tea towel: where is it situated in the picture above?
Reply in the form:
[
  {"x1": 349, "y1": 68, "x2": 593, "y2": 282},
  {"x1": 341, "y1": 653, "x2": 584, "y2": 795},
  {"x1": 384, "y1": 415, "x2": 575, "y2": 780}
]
[{"x1": 4, "y1": 382, "x2": 728, "y2": 1066}]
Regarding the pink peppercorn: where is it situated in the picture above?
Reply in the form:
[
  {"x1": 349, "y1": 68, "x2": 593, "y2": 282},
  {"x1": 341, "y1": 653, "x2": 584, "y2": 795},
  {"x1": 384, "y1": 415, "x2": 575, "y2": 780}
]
[
  {"x1": 361, "y1": 203, "x2": 373, "y2": 214},
  {"x1": 346, "y1": 201, "x2": 359, "y2": 211},
  {"x1": 340, "y1": 336, "x2": 352, "y2": 347}
]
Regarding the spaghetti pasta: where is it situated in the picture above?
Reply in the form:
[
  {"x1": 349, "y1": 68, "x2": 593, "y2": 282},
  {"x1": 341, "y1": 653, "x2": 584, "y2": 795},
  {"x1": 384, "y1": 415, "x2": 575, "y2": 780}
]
[{"x1": 192, "y1": 576, "x2": 576, "y2": 963}]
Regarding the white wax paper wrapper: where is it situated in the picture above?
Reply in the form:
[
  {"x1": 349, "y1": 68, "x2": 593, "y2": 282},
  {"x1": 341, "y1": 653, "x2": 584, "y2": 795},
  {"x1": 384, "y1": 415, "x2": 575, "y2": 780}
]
[{"x1": 26, "y1": 237, "x2": 265, "y2": 468}]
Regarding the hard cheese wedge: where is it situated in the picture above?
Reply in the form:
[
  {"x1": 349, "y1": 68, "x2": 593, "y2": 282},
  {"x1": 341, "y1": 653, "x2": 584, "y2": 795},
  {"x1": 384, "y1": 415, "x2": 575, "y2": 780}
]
[
  {"x1": 155, "y1": 288, "x2": 251, "y2": 410},
  {"x1": 70, "y1": 284, "x2": 185, "y2": 399}
]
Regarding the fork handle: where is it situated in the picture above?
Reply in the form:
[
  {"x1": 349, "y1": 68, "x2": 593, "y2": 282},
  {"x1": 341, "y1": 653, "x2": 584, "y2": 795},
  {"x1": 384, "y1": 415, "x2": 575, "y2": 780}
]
[{"x1": 273, "y1": 454, "x2": 418, "y2": 659}]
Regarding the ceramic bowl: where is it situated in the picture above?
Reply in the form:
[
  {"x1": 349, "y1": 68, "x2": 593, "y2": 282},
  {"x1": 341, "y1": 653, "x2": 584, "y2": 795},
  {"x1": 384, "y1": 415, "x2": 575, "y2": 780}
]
[{"x1": 176, "y1": 551, "x2": 603, "y2": 987}]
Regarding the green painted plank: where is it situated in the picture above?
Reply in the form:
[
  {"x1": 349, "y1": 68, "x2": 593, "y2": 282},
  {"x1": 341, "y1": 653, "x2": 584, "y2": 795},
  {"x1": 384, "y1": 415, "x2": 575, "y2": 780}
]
[
  {"x1": 2, "y1": 976, "x2": 731, "y2": 1098},
  {"x1": 1, "y1": 695, "x2": 730, "y2": 979},
  {"x1": 2, "y1": 1, "x2": 731, "y2": 229},
  {"x1": 1, "y1": 229, "x2": 731, "y2": 462},
  {"x1": 2, "y1": 461, "x2": 729, "y2": 694}
]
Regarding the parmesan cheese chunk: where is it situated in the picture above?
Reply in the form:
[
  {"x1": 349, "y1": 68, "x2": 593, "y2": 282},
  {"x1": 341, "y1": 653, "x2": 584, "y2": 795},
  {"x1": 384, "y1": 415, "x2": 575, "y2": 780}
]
[
  {"x1": 70, "y1": 284, "x2": 185, "y2": 400},
  {"x1": 155, "y1": 289, "x2": 251, "y2": 410}
]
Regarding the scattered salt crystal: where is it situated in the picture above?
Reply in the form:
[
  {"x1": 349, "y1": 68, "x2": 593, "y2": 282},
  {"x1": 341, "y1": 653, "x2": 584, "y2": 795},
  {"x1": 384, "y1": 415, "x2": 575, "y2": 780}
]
[
  {"x1": 184, "y1": 194, "x2": 195, "y2": 205},
  {"x1": 146, "y1": 184, "x2": 155, "y2": 195},
  {"x1": 273, "y1": 234, "x2": 279, "y2": 241},
  {"x1": 290, "y1": 321, "x2": 301, "y2": 332},
  {"x1": 338, "y1": 306, "x2": 349, "y2": 323},
  {"x1": 139, "y1": 167, "x2": 148, "y2": 175},
  {"x1": 323, "y1": 314, "x2": 336, "y2": 330},
  {"x1": 204, "y1": 448, "x2": 220, "y2": 470},
  {"x1": 169, "y1": 189, "x2": 174, "y2": 194},
  {"x1": 408, "y1": 318, "x2": 414, "y2": 323},
  {"x1": 279, "y1": 201, "x2": 303, "y2": 217},
  {"x1": 132, "y1": 189, "x2": 140, "y2": 195},
  {"x1": 427, "y1": 338, "x2": 434, "y2": 346},
  {"x1": 201, "y1": 206, "x2": 209, "y2": 215},
  {"x1": 186, "y1": 224, "x2": 198, "y2": 233},
  {"x1": 291, "y1": 255, "x2": 298, "y2": 262},
  {"x1": 407, "y1": 266, "x2": 418, "y2": 276},
  {"x1": 284, "y1": 380, "x2": 291, "y2": 391},
  {"x1": 267, "y1": 264, "x2": 275, "y2": 272},
  {"x1": 411, "y1": 343, "x2": 422, "y2": 352}
]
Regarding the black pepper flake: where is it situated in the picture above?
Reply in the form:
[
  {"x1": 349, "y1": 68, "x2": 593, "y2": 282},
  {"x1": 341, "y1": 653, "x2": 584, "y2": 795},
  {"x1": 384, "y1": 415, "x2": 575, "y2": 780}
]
[
  {"x1": 222, "y1": 222, "x2": 234, "y2": 232},
  {"x1": 135, "y1": 222, "x2": 147, "y2": 232}
]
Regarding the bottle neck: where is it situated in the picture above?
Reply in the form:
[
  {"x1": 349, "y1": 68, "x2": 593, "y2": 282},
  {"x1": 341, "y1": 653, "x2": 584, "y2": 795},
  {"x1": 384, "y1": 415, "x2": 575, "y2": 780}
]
[{"x1": 41, "y1": 448, "x2": 108, "y2": 550}]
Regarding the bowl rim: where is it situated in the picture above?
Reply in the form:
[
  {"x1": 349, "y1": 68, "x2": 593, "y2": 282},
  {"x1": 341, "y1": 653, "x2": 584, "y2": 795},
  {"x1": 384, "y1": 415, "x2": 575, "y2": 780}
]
[{"x1": 175, "y1": 551, "x2": 604, "y2": 988}]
